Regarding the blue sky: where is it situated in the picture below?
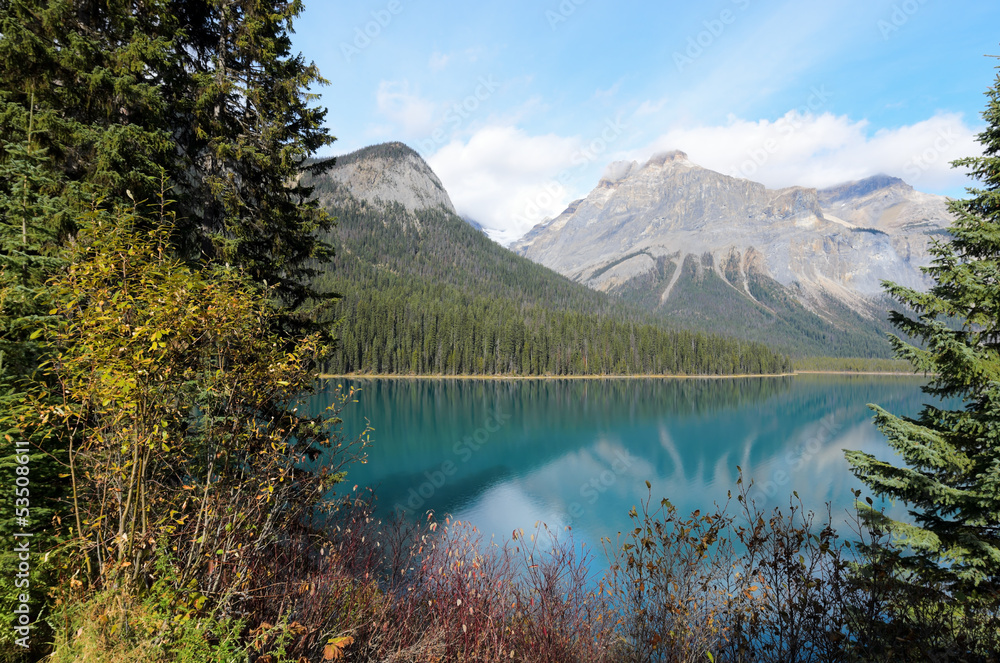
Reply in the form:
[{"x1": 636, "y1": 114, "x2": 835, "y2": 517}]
[{"x1": 292, "y1": 1, "x2": 999, "y2": 244}]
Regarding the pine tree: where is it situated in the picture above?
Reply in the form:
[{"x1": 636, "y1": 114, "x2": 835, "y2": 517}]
[
  {"x1": 846, "y1": 66, "x2": 1000, "y2": 598},
  {"x1": 176, "y1": 0, "x2": 337, "y2": 309},
  {"x1": 0, "y1": 127, "x2": 67, "y2": 656},
  {"x1": 0, "y1": 3, "x2": 337, "y2": 653},
  {"x1": 0, "y1": 0, "x2": 336, "y2": 308}
]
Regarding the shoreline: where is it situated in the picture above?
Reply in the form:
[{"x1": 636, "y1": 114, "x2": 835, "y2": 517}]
[
  {"x1": 793, "y1": 370, "x2": 923, "y2": 376},
  {"x1": 317, "y1": 370, "x2": 922, "y2": 380}
]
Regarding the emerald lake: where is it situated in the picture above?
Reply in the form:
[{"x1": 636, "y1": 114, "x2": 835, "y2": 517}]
[{"x1": 306, "y1": 375, "x2": 949, "y2": 548}]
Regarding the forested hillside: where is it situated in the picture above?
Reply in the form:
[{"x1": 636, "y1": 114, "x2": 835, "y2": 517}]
[
  {"x1": 512, "y1": 150, "x2": 952, "y2": 360},
  {"x1": 304, "y1": 148, "x2": 792, "y2": 376},
  {"x1": 616, "y1": 252, "x2": 896, "y2": 358}
]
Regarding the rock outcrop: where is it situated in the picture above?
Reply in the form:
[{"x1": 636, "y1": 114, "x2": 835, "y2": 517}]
[
  {"x1": 513, "y1": 152, "x2": 953, "y2": 323},
  {"x1": 318, "y1": 142, "x2": 457, "y2": 215}
]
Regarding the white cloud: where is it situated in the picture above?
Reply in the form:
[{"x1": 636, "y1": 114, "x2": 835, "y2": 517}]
[
  {"x1": 427, "y1": 126, "x2": 585, "y2": 245},
  {"x1": 428, "y1": 51, "x2": 450, "y2": 71},
  {"x1": 375, "y1": 80, "x2": 437, "y2": 136},
  {"x1": 424, "y1": 112, "x2": 981, "y2": 247},
  {"x1": 627, "y1": 110, "x2": 980, "y2": 192}
]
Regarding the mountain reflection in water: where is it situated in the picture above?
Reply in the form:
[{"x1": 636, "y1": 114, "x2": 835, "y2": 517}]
[{"x1": 307, "y1": 375, "x2": 949, "y2": 548}]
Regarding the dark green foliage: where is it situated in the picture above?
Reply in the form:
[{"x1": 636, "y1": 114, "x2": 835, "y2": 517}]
[
  {"x1": 633, "y1": 253, "x2": 894, "y2": 358},
  {"x1": 304, "y1": 170, "x2": 792, "y2": 377},
  {"x1": 792, "y1": 356, "x2": 915, "y2": 373},
  {"x1": 0, "y1": 1, "x2": 174, "y2": 205},
  {"x1": 600, "y1": 473, "x2": 995, "y2": 663},
  {"x1": 328, "y1": 285, "x2": 789, "y2": 376},
  {"x1": 588, "y1": 250, "x2": 655, "y2": 281},
  {"x1": 0, "y1": 2, "x2": 339, "y2": 656},
  {"x1": 0, "y1": 0, "x2": 336, "y2": 307},
  {"x1": 0, "y1": 137, "x2": 62, "y2": 375},
  {"x1": 613, "y1": 254, "x2": 678, "y2": 311},
  {"x1": 175, "y1": 0, "x2": 336, "y2": 308},
  {"x1": 0, "y1": 132, "x2": 67, "y2": 657},
  {"x1": 845, "y1": 67, "x2": 1000, "y2": 649}
]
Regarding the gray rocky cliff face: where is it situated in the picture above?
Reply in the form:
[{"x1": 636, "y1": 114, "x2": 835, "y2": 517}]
[
  {"x1": 514, "y1": 153, "x2": 953, "y2": 320},
  {"x1": 318, "y1": 142, "x2": 457, "y2": 215}
]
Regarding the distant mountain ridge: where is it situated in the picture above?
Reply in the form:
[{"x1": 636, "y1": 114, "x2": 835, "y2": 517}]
[
  {"x1": 302, "y1": 143, "x2": 790, "y2": 375},
  {"x1": 512, "y1": 151, "x2": 955, "y2": 355}
]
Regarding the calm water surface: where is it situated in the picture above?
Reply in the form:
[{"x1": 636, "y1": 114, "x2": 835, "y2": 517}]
[{"x1": 306, "y1": 375, "x2": 948, "y2": 548}]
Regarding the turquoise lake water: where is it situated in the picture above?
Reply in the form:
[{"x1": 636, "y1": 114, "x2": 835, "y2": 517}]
[{"x1": 306, "y1": 375, "x2": 948, "y2": 549}]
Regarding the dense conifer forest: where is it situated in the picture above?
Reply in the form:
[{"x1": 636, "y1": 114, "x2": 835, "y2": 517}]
[
  {"x1": 3, "y1": 0, "x2": 997, "y2": 658},
  {"x1": 306, "y1": 164, "x2": 792, "y2": 376},
  {"x1": 615, "y1": 251, "x2": 896, "y2": 358}
]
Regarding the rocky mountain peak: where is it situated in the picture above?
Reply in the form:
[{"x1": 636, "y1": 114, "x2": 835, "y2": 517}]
[
  {"x1": 768, "y1": 186, "x2": 824, "y2": 219},
  {"x1": 816, "y1": 173, "x2": 937, "y2": 233},
  {"x1": 597, "y1": 152, "x2": 697, "y2": 189},
  {"x1": 818, "y1": 173, "x2": 911, "y2": 204},
  {"x1": 599, "y1": 160, "x2": 640, "y2": 187},
  {"x1": 321, "y1": 141, "x2": 456, "y2": 214},
  {"x1": 643, "y1": 150, "x2": 691, "y2": 169},
  {"x1": 515, "y1": 151, "x2": 955, "y2": 331}
]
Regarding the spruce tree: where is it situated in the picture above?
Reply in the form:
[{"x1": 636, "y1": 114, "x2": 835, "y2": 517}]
[
  {"x1": 846, "y1": 66, "x2": 1000, "y2": 598},
  {"x1": 0, "y1": 0, "x2": 336, "y2": 308},
  {"x1": 0, "y1": 3, "x2": 337, "y2": 653},
  {"x1": 0, "y1": 131, "x2": 67, "y2": 657}
]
